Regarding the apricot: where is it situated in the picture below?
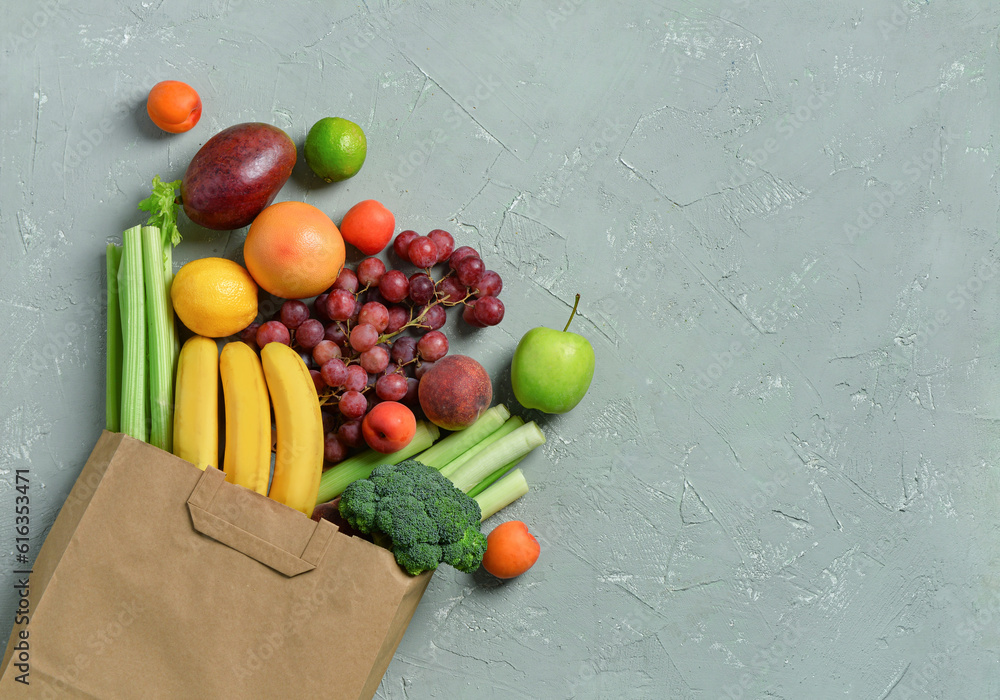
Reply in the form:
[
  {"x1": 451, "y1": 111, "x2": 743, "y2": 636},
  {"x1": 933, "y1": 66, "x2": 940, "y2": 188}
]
[
  {"x1": 362, "y1": 401, "x2": 416, "y2": 453},
  {"x1": 146, "y1": 80, "x2": 202, "y2": 134}
]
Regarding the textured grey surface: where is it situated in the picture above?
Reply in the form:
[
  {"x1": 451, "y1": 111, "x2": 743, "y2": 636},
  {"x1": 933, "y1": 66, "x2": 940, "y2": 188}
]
[{"x1": 2, "y1": 0, "x2": 999, "y2": 698}]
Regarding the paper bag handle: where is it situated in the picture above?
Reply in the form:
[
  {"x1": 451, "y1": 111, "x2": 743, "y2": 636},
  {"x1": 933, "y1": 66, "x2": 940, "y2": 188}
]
[{"x1": 186, "y1": 467, "x2": 333, "y2": 577}]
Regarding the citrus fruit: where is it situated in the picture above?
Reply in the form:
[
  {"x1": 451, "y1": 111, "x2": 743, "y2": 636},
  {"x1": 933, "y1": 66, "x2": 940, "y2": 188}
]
[
  {"x1": 243, "y1": 200, "x2": 345, "y2": 299},
  {"x1": 339, "y1": 199, "x2": 395, "y2": 255},
  {"x1": 304, "y1": 117, "x2": 367, "y2": 182},
  {"x1": 146, "y1": 80, "x2": 202, "y2": 134},
  {"x1": 171, "y1": 257, "x2": 258, "y2": 338}
]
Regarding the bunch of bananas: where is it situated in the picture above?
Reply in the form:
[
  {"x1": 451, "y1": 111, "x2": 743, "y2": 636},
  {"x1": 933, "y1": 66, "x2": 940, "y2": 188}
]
[{"x1": 172, "y1": 336, "x2": 323, "y2": 515}]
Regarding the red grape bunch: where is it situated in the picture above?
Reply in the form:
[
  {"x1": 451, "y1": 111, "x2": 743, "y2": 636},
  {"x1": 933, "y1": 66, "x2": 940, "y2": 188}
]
[{"x1": 236, "y1": 228, "x2": 504, "y2": 465}]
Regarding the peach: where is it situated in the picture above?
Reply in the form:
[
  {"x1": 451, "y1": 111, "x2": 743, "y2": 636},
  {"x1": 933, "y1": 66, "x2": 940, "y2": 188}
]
[{"x1": 417, "y1": 355, "x2": 492, "y2": 430}]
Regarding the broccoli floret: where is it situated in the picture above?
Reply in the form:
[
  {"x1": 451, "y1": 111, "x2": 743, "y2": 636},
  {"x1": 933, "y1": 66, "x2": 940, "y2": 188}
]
[{"x1": 339, "y1": 459, "x2": 488, "y2": 576}]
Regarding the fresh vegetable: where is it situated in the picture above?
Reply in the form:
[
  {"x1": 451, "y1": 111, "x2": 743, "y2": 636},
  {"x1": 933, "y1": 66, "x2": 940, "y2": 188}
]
[
  {"x1": 511, "y1": 293, "x2": 595, "y2": 414},
  {"x1": 146, "y1": 80, "x2": 202, "y2": 133},
  {"x1": 262, "y1": 342, "x2": 324, "y2": 515},
  {"x1": 440, "y1": 415, "x2": 524, "y2": 480},
  {"x1": 417, "y1": 355, "x2": 493, "y2": 430},
  {"x1": 316, "y1": 421, "x2": 440, "y2": 503},
  {"x1": 414, "y1": 404, "x2": 510, "y2": 469},
  {"x1": 117, "y1": 225, "x2": 147, "y2": 442},
  {"x1": 481, "y1": 520, "x2": 540, "y2": 578},
  {"x1": 109, "y1": 177, "x2": 184, "y2": 445},
  {"x1": 139, "y1": 177, "x2": 183, "y2": 449},
  {"x1": 338, "y1": 460, "x2": 488, "y2": 575},
  {"x1": 474, "y1": 468, "x2": 529, "y2": 521},
  {"x1": 105, "y1": 244, "x2": 123, "y2": 433},
  {"x1": 173, "y1": 336, "x2": 219, "y2": 471},
  {"x1": 446, "y1": 420, "x2": 545, "y2": 494},
  {"x1": 220, "y1": 342, "x2": 271, "y2": 495},
  {"x1": 141, "y1": 225, "x2": 176, "y2": 452},
  {"x1": 180, "y1": 123, "x2": 296, "y2": 230}
]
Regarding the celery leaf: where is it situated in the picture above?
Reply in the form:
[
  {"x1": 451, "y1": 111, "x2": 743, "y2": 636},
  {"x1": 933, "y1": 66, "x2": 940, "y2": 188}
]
[{"x1": 138, "y1": 176, "x2": 182, "y2": 248}]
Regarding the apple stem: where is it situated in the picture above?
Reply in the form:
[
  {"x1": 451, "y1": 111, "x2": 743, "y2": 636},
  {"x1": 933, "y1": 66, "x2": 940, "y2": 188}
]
[{"x1": 563, "y1": 294, "x2": 581, "y2": 333}]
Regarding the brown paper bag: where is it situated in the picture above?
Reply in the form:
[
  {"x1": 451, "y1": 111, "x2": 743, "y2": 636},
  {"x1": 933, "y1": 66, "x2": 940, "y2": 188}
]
[{"x1": 0, "y1": 431, "x2": 432, "y2": 699}]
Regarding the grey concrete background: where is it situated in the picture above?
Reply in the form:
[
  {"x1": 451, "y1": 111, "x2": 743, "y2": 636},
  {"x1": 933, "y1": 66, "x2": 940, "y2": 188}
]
[{"x1": 2, "y1": 0, "x2": 998, "y2": 698}]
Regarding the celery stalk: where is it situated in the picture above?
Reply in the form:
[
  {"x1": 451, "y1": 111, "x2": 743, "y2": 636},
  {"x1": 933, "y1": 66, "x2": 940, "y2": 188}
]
[
  {"x1": 105, "y1": 244, "x2": 123, "y2": 433},
  {"x1": 448, "y1": 421, "x2": 545, "y2": 493},
  {"x1": 414, "y1": 404, "x2": 510, "y2": 470},
  {"x1": 141, "y1": 225, "x2": 175, "y2": 452},
  {"x1": 468, "y1": 455, "x2": 525, "y2": 498},
  {"x1": 316, "y1": 420, "x2": 440, "y2": 504},
  {"x1": 118, "y1": 225, "x2": 147, "y2": 441},
  {"x1": 440, "y1": 415, "x2": 524, "y2": 479},
  {"x1": 475, "y1": 468, "x2": 529, "y2": 521},
  {"x1": 138, "y1": 176, "x2": 182, "y2": 362}
]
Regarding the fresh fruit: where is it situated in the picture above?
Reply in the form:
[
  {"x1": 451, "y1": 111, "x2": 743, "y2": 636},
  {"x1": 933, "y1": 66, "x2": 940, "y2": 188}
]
[
  {"x1": 481, "y1": 520, "x2": 540, "y2": 578},
  {"x1": 417, "y1": 331, "x2": 448, "y2": 361},
  {"x1": 146, "y1": 80, "x2": 202, "y2": 134},
  {"x1": 427, "y1": 229, "x2": 455, "y2": 263},
  {"x1": 418, "y1": 355, "x2": 492, "y2": 430},
  {"x1": 304, "y1": 117, "x2": 367, "y2": 182},
  {"x1": 407, "y1": 236, "x2": 438, "y2": 269},
  {"x1": 339, "y1": 199, "x2": 395, "y2": 255},
  {"x1": 237, "y1": 226, "x2": 506, "y2": 466},
  {"x1": 361, "y1": 401, "x2": 417, "y2": 453},
  {"x1": 220, "y1": 342, "x2": 272, "y2": 495},
  {"x1": 473, "y1": 296, "x2": 504, "y2": 326},
  {"x1": 262, "y1": 342, "x2": 325, "y2": 515},
  {"x1": 280, "y1": 299, "x2": 310, "y2": 329},
  {"x1": 511, "y1": 294, "x2": 595, "y2": 414},
  {"x1": 393, "y1": 230, "x2": 418, "y2": 260},
  {"x1": 170, "y1": 257, "x2": 258, "y2": 338},
  {"x1": 172, "y1": 336, "x2": 219, "y2": 470},
  {"x1": 256, "y1": 320, "x2": 291, "y2": 347},
  {"x1": 243, "y1": 200, "x2": 345, "y2": 299},
  {"x1": 180, "y1": 123, "x2": 296, "y2": 230}
]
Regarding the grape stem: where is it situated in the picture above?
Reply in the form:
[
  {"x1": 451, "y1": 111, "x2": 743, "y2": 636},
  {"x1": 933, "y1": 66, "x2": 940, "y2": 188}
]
[{"x1": 563, "y1": 293, "x2": 581, "y2": 333}]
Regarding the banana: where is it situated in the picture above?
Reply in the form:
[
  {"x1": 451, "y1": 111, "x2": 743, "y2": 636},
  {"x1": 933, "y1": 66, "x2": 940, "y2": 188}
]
[
  {"x1": 220, "y1": 341, "x2": 272, "y2": 495},
  {"x1": 260, "y1": 341, "x2": 324, "y2": 516},
  {"x1": 172, "y1": 335, "x2": 219, "y2": 470}
]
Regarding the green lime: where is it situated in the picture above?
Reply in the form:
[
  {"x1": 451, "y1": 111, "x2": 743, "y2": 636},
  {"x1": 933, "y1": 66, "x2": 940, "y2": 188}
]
[{"x1": 304, "y1": 117, "x2": 367, "y2": 183}]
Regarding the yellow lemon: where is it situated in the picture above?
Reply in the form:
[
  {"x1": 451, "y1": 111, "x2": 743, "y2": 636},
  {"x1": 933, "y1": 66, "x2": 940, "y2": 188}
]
[{"x1": 171, "y1": 258, "x2": 258, "y2": 338}]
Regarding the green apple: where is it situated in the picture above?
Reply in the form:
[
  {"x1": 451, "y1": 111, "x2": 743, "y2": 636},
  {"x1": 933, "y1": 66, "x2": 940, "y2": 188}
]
[{"x1": 511, "y1": 294, "x2": 595, "y2": 414}]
